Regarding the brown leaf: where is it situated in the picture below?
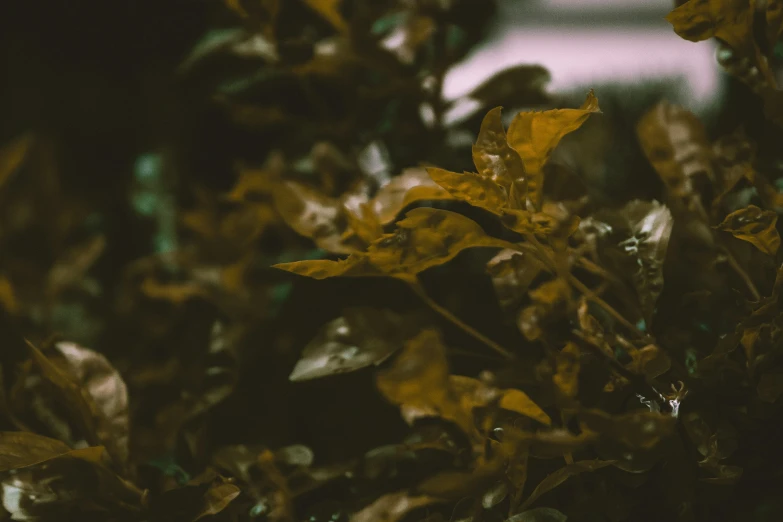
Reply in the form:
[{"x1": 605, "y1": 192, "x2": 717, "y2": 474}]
[
  {"x1": 289, "y1": 308, "x2": 420, "y2": 381},
  {"x1": 467, "y1": 65, "x2": 551, "y2": 108},
  {"x1": 427, "y1": 167, "x2": 508, "y2": 215},
  {"x1": 636, "y1": 102, "x2": 713, "y2": 202},
  {"x1": 507, "y1": 91, "x2": 600, "y2": 209},
  {"x1": 0, "y1": 431, "x2": 104, "y2": 472},
  {"x1": 715, "y1": 205, "x2": 780, "y2": 255},
  {"x1": 666, "y1": 0, "x2": 754, "y2": 51},
  {"x1": 472, "y1": 107, "x2": 528, "y2": 209},
  {"x1": 371, "y1": 167, "x2": 453, "y2": 225},
  {"x1": 0, "y1": 134, "x2": 33, "y2": 190},
  {"x1": 518, "y1": 460, "x2": 613, "y2": 511},
  {"x1": 350, "y1": 491, "x2": 441, "y2": 522}
]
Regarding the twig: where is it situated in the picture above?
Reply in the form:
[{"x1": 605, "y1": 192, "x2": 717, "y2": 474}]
[
  {"x1": 408, "y1": 281, "x2": 515, "y2": 360},
  {"x1": 721, "y1": 245, "x2": 761, "y2": 301},
  {"x1": 568, "y1": 274, "x2": 647, "y2": 339},
  {"x1": 571, "y1": 330, "x2": 666, "y2": 410}
]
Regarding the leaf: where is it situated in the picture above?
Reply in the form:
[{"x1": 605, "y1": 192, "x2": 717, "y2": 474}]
[
  {"x1": 350, "y1": 491, "x2": 441, "y2": 522},
  {"x1": 0, "y1": 432, "x2": 104, "y2": 472},
  {"x1": 715, "y1": 205, "x2": 780, "y2": 255},
  {"x1": 518, "y1": 279, "x2": 572, "y2": 341},
  {"x1": 376, "y1": 330, "x2": 473, "y2": 436},
  {"x1": 500, "y1": 389, "x2": 552, "y2": 426},
  {"x1": 371, "y1": 167, "x2": 453, "y2": 225},
  {"x1": 0, "y1": 134, "x2": 33, "y2": 190},
  {"x1": 467, "y1": 65, "x2": 551, "y2": 108},
  {"x1": 616, "y1": 200, "x2": 673, "y2": 323},
  {"x1": 53, "y1": 342, "x2": 130, "y2": 468},
  {"x1": 553, "y1": 343, "x2": 580, "y2": 400},
  {"x1": 289, "y1": 308, "x2": 420, "y2": 381},
  {"x1": 767, "y1": 0, "x2": 783, "y2": 49},
  {"x1": 636, "y1": 102, "x2": 713, "y2": 201},
  {"x1": 193, "y1": 481, "x2": 241, "y2": 521},
  {"x1": 302, "y1": 0, "x2": 347, "y2": 32},
  {"x1": 427, "y1": 167, "x2": 508, "y2": 215},
  {"x1": 578, "y1": 410, "x2": 676, "y2": 449},
  {"x1": 757, "y1": 370, "x2": 783, "y2": 403},
  {"x1": 519, "y1": 460, "x2": 613, "y2": 511},
  {"x1": 486, "y1": 249, "x2": 547, "y2": 314},
  {"x1": 507, "y1": 91, "x2": 600, "y2": 209},
  {"x1": 0, "y1": 276, "x2": 18, "y2": 314},
  {"x1": 666, "y1": 0, "x2": 754, "y2": 51},
  {"x1": 274, "y1": 180, "x2": 358, "y2": 255},
  {"x1": 275, "y1": 208, "x2": 513, "y2": 280},
  {"x1": 507, "y1": 507, "x2": 568, "y2": 522},
  {"x1": 472, "y1": 107, "x2": 528, "y2": 209}
]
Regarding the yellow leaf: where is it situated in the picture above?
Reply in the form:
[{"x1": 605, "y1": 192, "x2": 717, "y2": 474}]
[
  {"x1": 716, "y1": 204, "x2": 780, "y2": 255},
  {"x1": 499, "y1": 389, "x2": 551, "y2": 425},
  {"x1": 302, "y1": 0, "x2": 347, "y2": 32},
  {"x1": 426, "y1": 167, "x2": 507, "y2": 215},
  {"x1": 0, "y1": 133, "x2": 33, "y2": 190},
  {"x1": 0, "y1": 277, "x2": 18, "y2": 314},
  {"x1": 472, "y1": 107, "x2": 527, "y2": 209},
  {"x1": 365, "y1": 208, "x2": 513, "y2": 276},
  {"x1": 376, "y1": 330, "x2": 473, "y2": 436},
  {"x1": 273, "y1": 255, "x2": 379, "y2": 280},
  {"x1": 507, "y1": 91, "x2": 600, "y2": 209},
  {"x1": 666, "y1": 0, "x2": 754, "y2": 52}
]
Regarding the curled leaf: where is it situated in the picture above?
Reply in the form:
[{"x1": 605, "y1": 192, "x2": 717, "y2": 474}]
[
  {"x1": 715, "y1": 205, "x2": 780, "y2": 256},
  {"x1": 486, "y1": 249, "x2": 547, "y2": 314},
  {"x1": 507, "y1": 91, "x2": 600, "y2": 209}
]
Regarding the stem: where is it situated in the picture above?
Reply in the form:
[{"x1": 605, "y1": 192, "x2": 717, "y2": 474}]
[
  {"x1": 721, "y1": 245, "x2": 761, "y2": 301},
  {"x1": 568, "y1": 274, "x2": 647, "y2": 340},
  {"x1": 408, "y1": 281, "x2": 515, "y2": 360}
]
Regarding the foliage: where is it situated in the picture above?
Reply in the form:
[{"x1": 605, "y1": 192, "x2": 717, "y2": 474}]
[{"x1": 0, "y1": 1, "x2": 782, "y2": 521}]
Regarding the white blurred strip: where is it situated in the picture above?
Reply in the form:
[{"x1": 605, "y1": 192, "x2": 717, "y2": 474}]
[{"x1": 443, "y1": 27, "x2": 720, "y2": 111}]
